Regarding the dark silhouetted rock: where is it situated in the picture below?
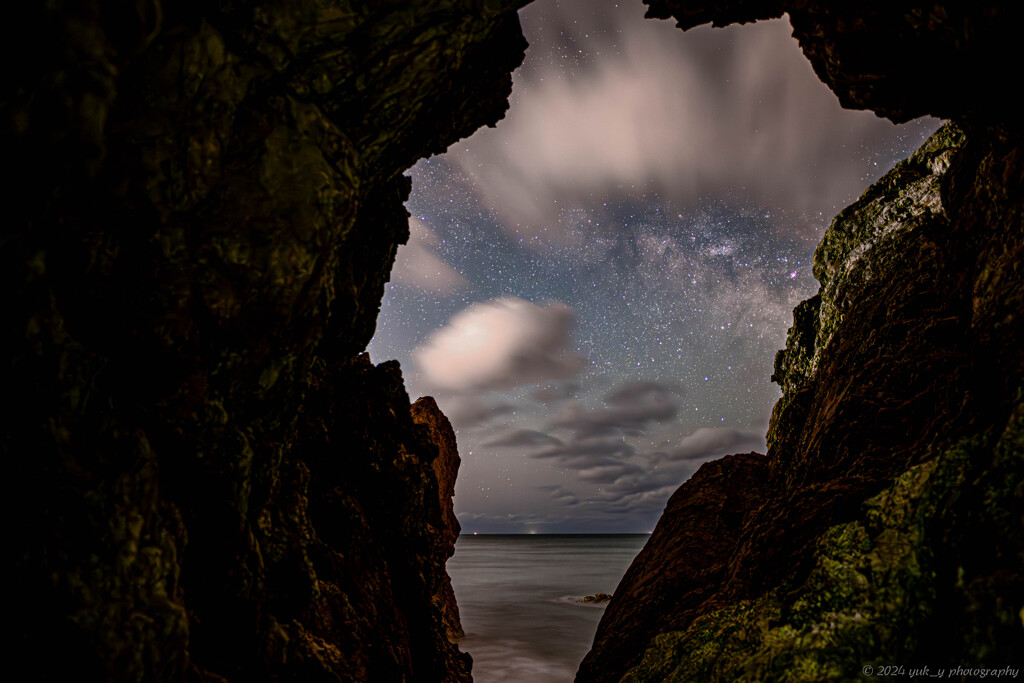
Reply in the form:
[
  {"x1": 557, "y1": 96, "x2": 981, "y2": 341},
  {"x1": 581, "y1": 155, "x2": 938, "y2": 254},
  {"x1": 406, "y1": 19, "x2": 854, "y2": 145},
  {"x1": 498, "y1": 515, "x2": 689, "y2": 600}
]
[
  {"x1": 412, "y1": 396, "x2": 467, "y2": 644},
  {"x1": 582, "y1": 121, "x2": 1024, "y2": 683},
  {"x1": 4, "y1": 1, "x2": 528, "y2": 681},
  {"x1": 644, "y1": 0, "x2": 1024, "y2": 123},
  {"x1": 579, "y1": 3, "x2": 1024, "y2": 681},
  {"x1": 577, "y1": 452, "x2": 768, "y2": 681}
]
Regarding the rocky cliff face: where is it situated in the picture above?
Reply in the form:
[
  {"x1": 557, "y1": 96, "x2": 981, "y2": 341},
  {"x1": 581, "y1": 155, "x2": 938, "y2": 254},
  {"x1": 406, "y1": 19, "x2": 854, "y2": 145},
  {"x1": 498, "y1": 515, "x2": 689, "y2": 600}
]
[
  {"x1": 578, "y1": 3, "x2": 1023, "y2": 682},
  {"x1": 412, "y1": 396, "x2": 468, "y2": 645},
  {"x1": 579, "y1": 453, "x2": 769, "y2": 681},
  {"x1": 4, "y1": 2, "x2": 526, "y2": 681},
  {"x1": 643, "y1": 0, "x2": 1023, "y2": 123}
]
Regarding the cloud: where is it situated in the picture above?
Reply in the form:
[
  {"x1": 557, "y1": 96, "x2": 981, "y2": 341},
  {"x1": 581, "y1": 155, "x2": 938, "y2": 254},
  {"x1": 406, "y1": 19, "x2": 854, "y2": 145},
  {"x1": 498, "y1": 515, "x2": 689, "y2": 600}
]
[
  {"x1": 450, "y1": 1, "x2": 939, "y2": 244},
  {"x1": 537, "y1": 446, "x2": 644, "y2": 484},
  {"x1": 605, "y1": 380, "x2": 680, "y2": 406},
  {"x1": 470, "y1": 382, "x2": 683, "y2": 495},
  {"x1": 533, "y1": 437, "x2": 636, "y2": 461},
  {"x1": 551, "y1": 381, "x2": 679, "y2": 438},
  {"x1": 538, "y1": 485, "x2": 581, "y2": 507},
  {"x1": 528, "y1": 427, "x2": 764, "y2": 521},
  {"x1": 667, "y1": 427, "x2": 765, "y2": 461},
  {"x1": 484, "y1": 429, "x2": 564, "y2": 449},
  {"x1": 443, "y1": 398, "x2": 516, "y2": 429},
  {"x1": 390, "y1": 218, "x2": 468, "y2": 294},
  {"x1": 531, "y1": 383, "x2": 580, "y2": 404},
  {"x1": 490, "y1": 430, "x2": 644, "y2": 485},
  {"x1": 413, "y1": 297, "x2": 586, "y2": 392},
  {"x1": 574, "y1": 462, "x2": 645, "y2": 484}
]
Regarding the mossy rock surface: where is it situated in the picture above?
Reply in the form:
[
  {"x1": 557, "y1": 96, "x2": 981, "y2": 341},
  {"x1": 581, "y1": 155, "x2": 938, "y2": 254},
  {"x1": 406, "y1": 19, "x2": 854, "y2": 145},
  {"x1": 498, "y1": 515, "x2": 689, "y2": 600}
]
[
  {"x1": 5, "y1": 1, "x2": 527, "y2": 680},
  {"x1": 578, "y1": 6, "x2": 1024, "y2": 678}
]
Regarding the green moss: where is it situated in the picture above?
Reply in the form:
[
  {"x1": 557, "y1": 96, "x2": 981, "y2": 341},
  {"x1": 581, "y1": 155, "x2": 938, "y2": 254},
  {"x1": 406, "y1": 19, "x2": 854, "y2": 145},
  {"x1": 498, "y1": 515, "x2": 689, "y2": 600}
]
[
  {"x1": 621, "y1": 597, "x2": 781, "y2": 683},
  {"x1": 621, "y1": 384, "x2": 1024, "y2": 682},
  {"x1": 620, "y1": 459, "x2": 937, "y2": 682},
  {"x1": 772, "y1": 123, "x2": 965, "y2": 404},
  {"x1": 10, "y1": 1, "x2": 525, "y2": 680}
]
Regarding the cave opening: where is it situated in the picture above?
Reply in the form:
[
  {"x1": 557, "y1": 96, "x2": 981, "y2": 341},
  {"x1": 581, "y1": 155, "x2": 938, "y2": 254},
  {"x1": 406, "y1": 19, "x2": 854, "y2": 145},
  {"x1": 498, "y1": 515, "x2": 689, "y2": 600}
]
[
  {"x1": 9, "y1": 0, "x2": 1021, "y2": 681},
  {"x1": 364, "y1": 2, "x2": 937, "y2": 671},
  {"x1": 367, "y1": 0, "x2": 937, "y2": 536},
  {"x1": 367, "y1": 5, "x2": 937, "y2": 676}
]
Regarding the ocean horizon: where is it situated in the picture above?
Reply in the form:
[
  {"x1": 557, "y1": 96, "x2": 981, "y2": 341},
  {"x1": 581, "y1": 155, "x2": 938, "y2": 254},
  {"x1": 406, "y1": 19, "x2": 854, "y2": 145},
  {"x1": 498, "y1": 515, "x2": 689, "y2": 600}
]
[{"x1": 449, "y1": 533, "x2": 650, "y2": 682}]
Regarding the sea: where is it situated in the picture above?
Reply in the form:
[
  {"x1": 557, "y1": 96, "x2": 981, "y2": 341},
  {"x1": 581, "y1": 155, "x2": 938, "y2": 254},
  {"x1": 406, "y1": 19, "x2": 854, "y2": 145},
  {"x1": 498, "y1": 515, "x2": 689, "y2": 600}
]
[{"x1": 448, "y1": 534, "x2": 650, "y2": 683}]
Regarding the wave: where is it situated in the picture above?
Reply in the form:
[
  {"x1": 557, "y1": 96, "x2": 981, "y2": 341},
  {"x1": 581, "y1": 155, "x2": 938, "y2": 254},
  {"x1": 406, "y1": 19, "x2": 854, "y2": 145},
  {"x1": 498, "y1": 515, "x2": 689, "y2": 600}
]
[{"x1": 553, "y1": 595, "x2": 610, "y2": 608}]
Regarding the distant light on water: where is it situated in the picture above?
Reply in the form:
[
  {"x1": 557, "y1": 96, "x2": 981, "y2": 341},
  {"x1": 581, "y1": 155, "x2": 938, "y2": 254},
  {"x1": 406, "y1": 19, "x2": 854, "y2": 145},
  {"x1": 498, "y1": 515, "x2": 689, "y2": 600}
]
[{"x1": 450, "y1": 534, "x2": 649, "y2": 682}]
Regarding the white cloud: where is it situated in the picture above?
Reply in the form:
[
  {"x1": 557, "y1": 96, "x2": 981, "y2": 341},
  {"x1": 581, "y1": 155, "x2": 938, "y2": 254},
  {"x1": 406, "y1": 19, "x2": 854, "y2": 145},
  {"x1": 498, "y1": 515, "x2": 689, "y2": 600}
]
[
  {"x1": 443, "y1": 398, "x2": 516, "y2": 429},
  {"x1": 668, "y1": 427, "x2": 765, "y2": 461},
  {"x1": 413, "y1": 297, "x2": 586, "y2": 392},
  {"x1": 451, "y1": 4, "x2": 936, "y2": 245},
  {"x1": 390, "y1": 218, "x2": 468, "y2": 294}
]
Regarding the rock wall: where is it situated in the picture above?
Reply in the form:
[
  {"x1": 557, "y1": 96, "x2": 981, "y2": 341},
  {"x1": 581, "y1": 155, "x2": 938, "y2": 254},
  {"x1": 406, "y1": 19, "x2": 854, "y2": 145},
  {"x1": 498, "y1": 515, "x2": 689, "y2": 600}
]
[
  {"x1": 580, "y1": 453, "x2": 769, "y2": 681},
  {"x1": 4, "y1": 2, "x2": 527, "y2": 681},
  {"x1": 643, "y1": 0, "x2": 1023, "y2": 123},
  {"x1": 412, "y1": 396, "x2": 468, "y2": 645},
  {"x1": 578, "y1": 2, "x2": 1023, "y2": 681}
]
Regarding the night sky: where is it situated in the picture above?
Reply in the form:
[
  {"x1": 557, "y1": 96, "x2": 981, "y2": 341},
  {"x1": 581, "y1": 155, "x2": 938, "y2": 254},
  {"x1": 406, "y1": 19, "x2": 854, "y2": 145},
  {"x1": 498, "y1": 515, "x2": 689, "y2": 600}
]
[{"x1": 368, "y1": 0, "x2": 938, "y2": 533}]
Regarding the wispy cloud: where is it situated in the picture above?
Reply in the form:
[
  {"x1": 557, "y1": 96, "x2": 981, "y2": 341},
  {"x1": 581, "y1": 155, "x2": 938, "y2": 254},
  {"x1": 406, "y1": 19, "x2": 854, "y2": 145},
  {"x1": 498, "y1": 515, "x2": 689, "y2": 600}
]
[
  {"x1": 667, "y1": 427, "x2": 764, "y2": 461},
  {"x1": 484, "y1": 429, "x2": 564, "y2": 448},
  {"x1": 390, "y1": 218, "x2": 468, "y2": 294},
  {"x1": 550, "y1": 381, "x2": 679, "y2": 438},
  {"x1": 444, "y1": 399, "x2": 517, "y2": 430},
  {"x1": 450, "y1": 1, "x2": 937, "y2": 245}
]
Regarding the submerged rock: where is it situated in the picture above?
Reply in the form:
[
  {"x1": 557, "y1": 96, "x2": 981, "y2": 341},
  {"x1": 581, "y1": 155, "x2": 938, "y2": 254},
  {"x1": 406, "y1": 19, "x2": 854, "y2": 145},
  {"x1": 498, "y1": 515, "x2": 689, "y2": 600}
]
[{"x1": 579, "y1": 593, "x2": 614, "y2": 604}]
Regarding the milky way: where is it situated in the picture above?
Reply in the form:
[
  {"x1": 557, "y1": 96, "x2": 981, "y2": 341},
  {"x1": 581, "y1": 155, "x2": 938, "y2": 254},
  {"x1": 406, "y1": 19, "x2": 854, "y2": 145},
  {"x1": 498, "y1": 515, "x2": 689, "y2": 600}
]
[{"x1": 368, "y1": 0, "x2": 938, "y2": 533}]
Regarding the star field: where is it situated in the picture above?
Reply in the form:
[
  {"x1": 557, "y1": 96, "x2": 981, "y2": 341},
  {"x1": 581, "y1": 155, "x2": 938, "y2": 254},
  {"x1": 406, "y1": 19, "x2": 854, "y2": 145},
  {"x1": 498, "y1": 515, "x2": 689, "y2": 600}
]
[{"x1": 368, "y1": 0, "x2": 938, "y2": 533}]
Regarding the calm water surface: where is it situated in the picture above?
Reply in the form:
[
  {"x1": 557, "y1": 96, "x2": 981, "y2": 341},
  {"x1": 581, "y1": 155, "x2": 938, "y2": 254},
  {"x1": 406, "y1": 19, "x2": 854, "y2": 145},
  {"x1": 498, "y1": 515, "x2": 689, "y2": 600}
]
[{"x1": 448, "y1": 534, "x2": 649, "y2": 683}]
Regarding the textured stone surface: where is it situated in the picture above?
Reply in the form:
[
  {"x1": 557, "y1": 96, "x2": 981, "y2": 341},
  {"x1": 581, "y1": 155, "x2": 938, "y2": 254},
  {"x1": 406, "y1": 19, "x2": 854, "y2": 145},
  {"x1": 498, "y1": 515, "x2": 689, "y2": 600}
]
[
  {"x1": 412, "y1": 396, "x2": 467, "y2": 644},
  {"x1": 582, "y1": 119, "x2": 1024, "y2": 683},
  {"x1": 4, "y1": 1, "x2": 527, "y2": 681},
  {"x1": 577, "y1": 453, "x2": 768, "y2": 683},
  {"x1": 579, "y1": 4, "x2": 1024, "y2": 680}
]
